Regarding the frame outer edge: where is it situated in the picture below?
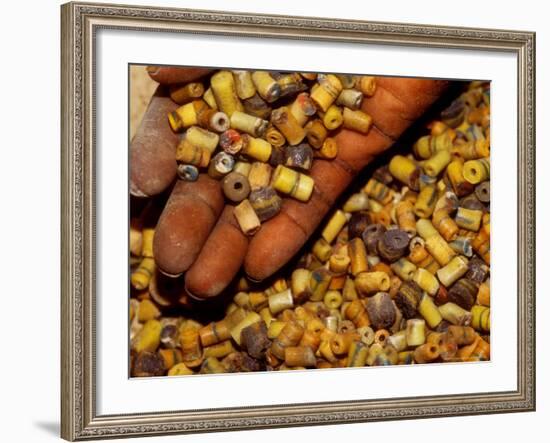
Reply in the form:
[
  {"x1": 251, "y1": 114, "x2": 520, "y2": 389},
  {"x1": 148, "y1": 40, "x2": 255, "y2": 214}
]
[
  {"x1": 61, "y1": 2, "x2": 77, "y2": 441},
  {"x1": 60, "y1": 2, "x2": 536, "y2": 439}
]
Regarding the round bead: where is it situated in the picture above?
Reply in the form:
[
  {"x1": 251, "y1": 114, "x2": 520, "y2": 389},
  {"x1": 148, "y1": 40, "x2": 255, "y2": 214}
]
[{"x1": 222, "y1": 172, "x2": 251, "y2": 202}]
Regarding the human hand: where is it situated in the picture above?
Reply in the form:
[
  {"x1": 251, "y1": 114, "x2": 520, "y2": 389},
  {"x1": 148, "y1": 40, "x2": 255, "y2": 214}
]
[{"x1": 130, "y1": 68, "x2": 448, "y2": 300}]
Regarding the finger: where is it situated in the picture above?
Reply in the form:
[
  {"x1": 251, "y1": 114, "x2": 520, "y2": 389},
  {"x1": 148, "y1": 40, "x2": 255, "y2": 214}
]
[
  {"x1": 185, "y1": 205, "x2": 249, "y2": 299},
  {"x1": 244, "y1": 78, "x2": 449, "y2": 281},
  {"x1": 153, "y1": 175, "x2": 224, "y2": 277},
  {"x1": 130, "y1": 88, "x2": 179, "y2": 197},
  {"x1": 146, "y1": 66, "x2": 213, "y2": 85},
  {"x1": 362, "y1": 77, "x2": 449, "y2": 139}
]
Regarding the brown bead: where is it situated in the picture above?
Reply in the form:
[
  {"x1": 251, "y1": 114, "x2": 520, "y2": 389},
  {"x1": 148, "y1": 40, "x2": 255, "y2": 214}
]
[
  {"x1": 465, "y1": 257, "x2": 490, "y2": 285},
  {"x1": 362, "y1": 223, "x2": 386, "y2": 255},
  {"x1": 222, "y1": 352, "x2": 265, "y2": 373},
  {"x1": 377, "y1": 229, "x2": 410, "y2": 262},
  {"x1": 366, "y1": 292, "x2": 396, "y2": 330},
  {"x1": 132, "y1": 351, "x2": 165, "y2": 377},
  {"x1": 348, "y1": 212, "x2": 371, "y2": 239},
  {"x1": 373, "y1": 165, "x2": 393, "y2": 185},
  {"x1": 447, "y1": 325, "x2": 477, "y2": 345},
  {"x1": 459, "y1": 195, "x2": 485, "y2": 212},
  {"x1": 160, "y1": 324, "x2": 179, "y2": 349},
  {"x1": 220, "y1": 129, "x2": 244, "y2": 155},
  {"x1": 249, "y1": 187, "x2": 282, "y2": 222},
  {"x1": 441, "y1": 98, "x2": 465, "y2": 128},
  {"x1": 434, "y1": 285, "x2": 449, "y2": 306},
  {"x1": 222, "y1": 172, "x2": 251, "y2": 202},
  {"x1": 448, "y1": 278, "x2": 478, "y2": 310},
  {"x1": 395, "y1": 280, "x2": 422, "y2": 319},
  {"x1": 285, "y1": 144, "x2": 314, "y2": 171},
  {"x1": 241, "y1": 321, "x2": 271, "y2": 359},
  {"x1": 269, "y1": 145, "x2": 286, "y2": 167},
  {"x1": 243, "y1": 93, "x2": 271, "y2": 119},
  {"x1": 474, "y1": 181, "x2": 490, "y2": 203}
]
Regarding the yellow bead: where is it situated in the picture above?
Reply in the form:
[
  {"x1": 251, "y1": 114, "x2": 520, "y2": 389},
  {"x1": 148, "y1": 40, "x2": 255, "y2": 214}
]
[
  {"x1": 251, "y1": 71, "x2": 281, "y2": 103},
  {"x1": 406, "y1": 319, "x2": 426, "y2": 347},
  {"x1": 230, "y1": 312, "x2": 262, "y2": 345},
  {"x1": 423, "y1": 149, "x2": 452, "y2": 177},
  {"x1": 390, "y1": 258, "x2": 417, "y2": 281},
  {"x1": 389, "y1": 155, "x2": 420, "y2": 190},
  {"x1": 471, "y1": 305, "x2": 490, "y2": 332},
  {"x1": 348, "y1": 237, "x2": 369, "y2": 276},
  {"x1": 414, "y1": 185, "x2": 438, "y2": 218},
  {"x1": 455, "y1": 207, "x2": 483, "y2": 232},
  {"x1": 322, "y1": 105, "x2": 344, "y2": 130},
  {"x1": 322, "y1": 210, "x2": 348, "y2": 244},
  {"x1": 355, "y1": 271, "x2": 391, "y2": 295},
  {"x1": 210, "y1": 70, "x2": 244, "y2": 117},
  {"x1": 425, "y1": 234, "x2": 457, "y2": 266},
  {"x1": 310, "y1": 74, "x2": 343, "y2": 111},
  {"x1": 463, "y1": 158, "x2": 490, "y2": 184},
  {"x1": 271, "y1": 165, "x2": 314, "y2": 202},
  {"x1": 342, "y1": 108, "x2": 372, "y2": 134},
  {"x1": 185, "y1": 126, "x2": 220, "y2": 154},
  {"x1": 232, "y1": 70, "x2": 256, "y2": 100},
  {"x1": 132, "y1": 319, "x2": 162, "y2": 353},
  {"x1": 271, "y1": 107, "x2": 306, "y2": 145},
  {"x1": 241, "y1": 135, "x2": 272, "y2": 162},
  {"x1": 436, "y1": 256, "x2": 469, "y2": 287},
  {"x1": 230, "y1": 111, "x2": 268, "y2": 137},
  {"x1": 418, "y1": 293, "x2": 443, "y2": 328},
  {"x1": 412, "y1": 268, "x2": 440, "y2": 296}
]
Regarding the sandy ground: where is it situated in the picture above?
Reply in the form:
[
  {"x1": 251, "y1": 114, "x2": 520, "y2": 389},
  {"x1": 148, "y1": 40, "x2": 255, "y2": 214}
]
[{"x1": 129, "y1": 65, "x2": 159, "y2": 141}]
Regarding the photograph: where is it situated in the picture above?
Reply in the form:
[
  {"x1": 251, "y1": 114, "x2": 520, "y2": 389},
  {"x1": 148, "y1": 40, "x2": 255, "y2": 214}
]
[{"x1": 129, "y1": 66, "x2": 491, "y2": 378}]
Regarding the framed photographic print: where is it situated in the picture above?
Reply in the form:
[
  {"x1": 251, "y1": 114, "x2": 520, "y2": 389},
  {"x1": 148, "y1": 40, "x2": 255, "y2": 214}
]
[{"x1": 61, "y1": 1, "x2": 536, "y2": 440}]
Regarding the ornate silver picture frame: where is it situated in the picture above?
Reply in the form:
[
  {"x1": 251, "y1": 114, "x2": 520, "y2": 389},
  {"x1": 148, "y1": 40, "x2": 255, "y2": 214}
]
[{"x1": 61, "y1": 1, "x2": 535, "y2": 440}]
